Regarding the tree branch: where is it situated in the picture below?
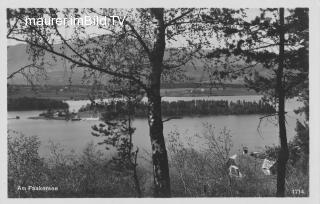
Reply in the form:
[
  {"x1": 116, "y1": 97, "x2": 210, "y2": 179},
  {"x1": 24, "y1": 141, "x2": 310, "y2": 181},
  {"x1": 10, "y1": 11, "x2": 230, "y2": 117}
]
[
  {"x1": 7, "y1": 36, "x2": 148, "y2": 90},
  {"x1": 52, "y1": 22, "x2": 94, "y2": 67},
  {"x1": 162, "y1": 116, "x2": 182, "y2": 123},
  {"x1": 124, "y1": 20, "x2": 151, "y2": 58},
  {"x1": 7, "y1": 19, "x2": 19, "y2": 38},
  {"x1": 7, "y1": 64, "x2": 43, "y2": 79},
  {"x1": 165, "y1": 9, "x2": 195, "y2": 27}
]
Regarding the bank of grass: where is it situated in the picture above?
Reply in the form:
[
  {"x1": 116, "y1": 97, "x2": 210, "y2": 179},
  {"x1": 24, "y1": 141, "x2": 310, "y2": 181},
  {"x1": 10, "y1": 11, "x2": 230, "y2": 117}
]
[{"x1": 8, "y1": 126, "x2": 308, "y2": 197}]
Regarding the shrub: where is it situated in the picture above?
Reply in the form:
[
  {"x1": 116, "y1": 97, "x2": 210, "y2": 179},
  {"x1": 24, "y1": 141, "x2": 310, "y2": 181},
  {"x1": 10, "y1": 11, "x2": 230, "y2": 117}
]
[
  {"x1": 264, "y1": 120, "x2": 309, "y2": 196},
  {"x1": 8, "y1": 132, "x2": 143, "y2": 198},
  {"x1": 167, "y1": 123, "x2": 308, "y2": 197},
  {"x1": 8, "y1": 131, "x2": 49, "y2": 197}
]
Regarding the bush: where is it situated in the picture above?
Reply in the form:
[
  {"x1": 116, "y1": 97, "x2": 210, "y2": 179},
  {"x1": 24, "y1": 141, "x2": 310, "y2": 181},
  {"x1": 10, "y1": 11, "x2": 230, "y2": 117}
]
[
  {"x1": 8, "y1": 121, "x2": 309, "y2": 197},
  {"x1": 8, "y1": 132, "x2": 144, "y2": 198},
  {"x1": 167, "y1": 125, "x2": 235, "y2": 197},
  {"x1": 264, "y1": 120, "x2": 309, "y2": 196},
  {"x1": 8, "y1": 131, "x2": 51, "y2": 197},
  {"x1": 167, "y1": 123, "x2": 308, "y2": 197}
]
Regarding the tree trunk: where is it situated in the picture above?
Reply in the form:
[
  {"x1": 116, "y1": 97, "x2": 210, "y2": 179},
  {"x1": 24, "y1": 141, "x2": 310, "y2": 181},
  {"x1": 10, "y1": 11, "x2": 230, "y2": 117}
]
[
  {"x1": 147, "y1": 8, "x2": 171, "y2": 197},
  {"x1": 276, "y1": 7, "x2": 289, "y2": 197},
  {"x1": 147, "y1": 92, "x2": 171, "y2": 197},
  {"x1": 132, "y1": 149, "x2": 142, "y2": 197}
]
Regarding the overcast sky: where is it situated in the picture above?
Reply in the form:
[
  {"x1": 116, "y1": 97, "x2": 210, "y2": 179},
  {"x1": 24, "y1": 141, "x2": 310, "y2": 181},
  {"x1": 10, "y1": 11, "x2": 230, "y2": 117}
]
[{"x1": 7, "y1": 8, "x2": 265, "y2": 47}]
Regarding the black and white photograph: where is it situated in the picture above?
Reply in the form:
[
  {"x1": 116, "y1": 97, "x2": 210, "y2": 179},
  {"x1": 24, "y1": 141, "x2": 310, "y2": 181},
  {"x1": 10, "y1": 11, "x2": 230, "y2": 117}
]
[{"x1": 2, "y1": 0, "x2": 320, "y2": 202}]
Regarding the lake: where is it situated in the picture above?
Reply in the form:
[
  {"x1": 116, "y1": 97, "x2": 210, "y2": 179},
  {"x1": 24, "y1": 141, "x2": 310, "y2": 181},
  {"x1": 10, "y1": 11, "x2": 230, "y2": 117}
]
[{"x1": 7, "y1": 96, "x2": 304, "y2": 159}]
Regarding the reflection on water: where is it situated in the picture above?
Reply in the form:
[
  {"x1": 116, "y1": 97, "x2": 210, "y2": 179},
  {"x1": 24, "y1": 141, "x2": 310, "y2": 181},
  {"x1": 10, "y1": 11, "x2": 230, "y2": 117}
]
[{"x1": 7, "y1": 96, "x2": 305, "y2": 158}]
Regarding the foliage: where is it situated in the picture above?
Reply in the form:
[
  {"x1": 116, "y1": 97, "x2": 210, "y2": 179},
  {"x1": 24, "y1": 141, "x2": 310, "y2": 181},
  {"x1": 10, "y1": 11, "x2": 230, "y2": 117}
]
[
  {"x1": 167, "y1": 124, "x2": 234, "y2": 196},
  {"x1": 265, "y1": 120, "x2": 309, "y2": 173},
  {"x1": 167, "y1": 125, "x2": 277, "y2": 197},
  {"x1": 91, "y1": 78, "x2": 143, "y2": 197},
  {"x1": 8, "y1": 132, "x2": 143, "y2": 198},
  {"x1": 203, "y1": 8, "x2": 309, "y2": 103},
  {"x1": 8, "y1": 131, "x2": 47, "y2": 197},
  {"x1": 264, "y1": 120, "x2": 309, "y2": 196},
  {"x1": 167, "y1": 124, "x2": 308, "y2": 197},
  {"x1": 8, "y1": 97, "x2": 68, "y2": 111},
  {"x1": 80, "y1": 99, "x2": 275, "y2": 117},
  {"x1": 8, "y1": 124, "x2": 309, "y2": 198},
  {"x1": 203, "y1": 8, "x2": 309, "y2": 196}
]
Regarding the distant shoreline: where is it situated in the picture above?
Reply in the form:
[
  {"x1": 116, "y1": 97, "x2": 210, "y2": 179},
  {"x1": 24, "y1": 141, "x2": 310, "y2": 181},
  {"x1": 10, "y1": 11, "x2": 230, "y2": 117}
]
[
  {"x1": 7, "y1": 97, "x2": 69, "y2": 111},
  {"x1": 8, "y1": 84, "x2": 259, "y2": 101}
]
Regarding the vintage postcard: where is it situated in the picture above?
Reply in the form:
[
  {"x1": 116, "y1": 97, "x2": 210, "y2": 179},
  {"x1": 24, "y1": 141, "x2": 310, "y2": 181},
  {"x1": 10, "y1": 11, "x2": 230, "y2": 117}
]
[{"x1": 1, "y1": 0, "x2": 319, "y2": 203}]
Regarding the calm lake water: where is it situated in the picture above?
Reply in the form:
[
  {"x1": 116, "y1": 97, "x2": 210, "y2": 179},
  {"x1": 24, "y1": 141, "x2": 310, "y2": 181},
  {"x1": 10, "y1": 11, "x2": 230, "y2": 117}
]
[{"x1": 8, "y1": 96, "x2": 304, "y2": 158}]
